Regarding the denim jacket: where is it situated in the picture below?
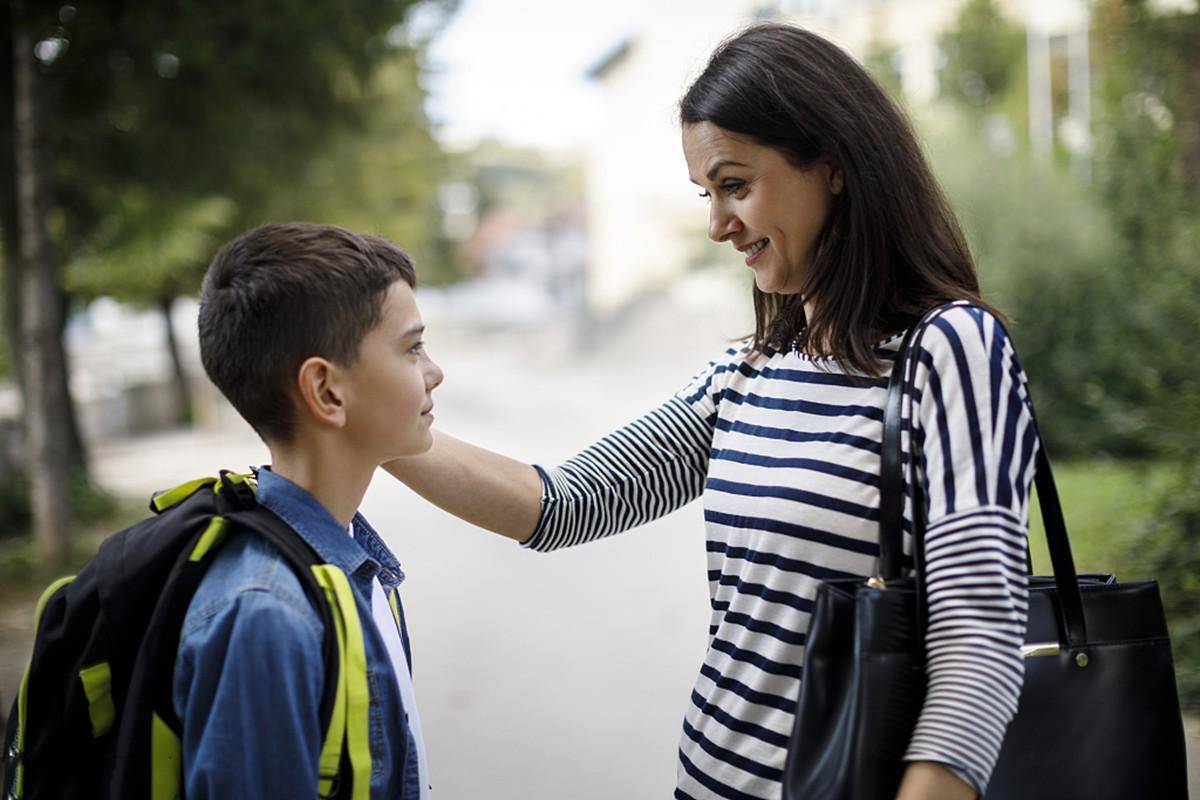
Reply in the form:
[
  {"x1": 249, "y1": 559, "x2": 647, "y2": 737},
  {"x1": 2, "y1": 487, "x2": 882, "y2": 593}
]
[{"x1": 172, "y1": 467, "x2": 420, "y2": 799}]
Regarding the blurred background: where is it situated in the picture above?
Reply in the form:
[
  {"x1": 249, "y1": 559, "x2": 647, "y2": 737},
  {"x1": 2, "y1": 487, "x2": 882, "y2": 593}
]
[{"x1": 1, "y1": 0, "x2": 1197, "y2": 795}]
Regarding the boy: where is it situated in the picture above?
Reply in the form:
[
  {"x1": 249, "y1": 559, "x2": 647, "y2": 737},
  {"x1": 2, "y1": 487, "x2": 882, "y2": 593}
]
[{"x1": 182, "y1": 222, "x2": 442, "y2": 798}]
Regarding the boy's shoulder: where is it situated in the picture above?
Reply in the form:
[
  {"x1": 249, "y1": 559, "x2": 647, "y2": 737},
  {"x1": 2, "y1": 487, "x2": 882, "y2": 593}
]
[{"x1": 180, "y1": 527, "x2": 322, "y2": 645}]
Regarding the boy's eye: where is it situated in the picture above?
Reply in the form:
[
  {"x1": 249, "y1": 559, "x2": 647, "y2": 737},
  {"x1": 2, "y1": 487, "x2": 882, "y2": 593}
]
[{"x1": 409, "y1": 340, "x2": 425, "y2": 355}]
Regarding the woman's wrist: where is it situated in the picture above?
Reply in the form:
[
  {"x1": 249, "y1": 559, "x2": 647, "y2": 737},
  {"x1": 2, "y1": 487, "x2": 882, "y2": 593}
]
[{"x1": 895, "y1": 761, "x2": 977, "y2": 800}]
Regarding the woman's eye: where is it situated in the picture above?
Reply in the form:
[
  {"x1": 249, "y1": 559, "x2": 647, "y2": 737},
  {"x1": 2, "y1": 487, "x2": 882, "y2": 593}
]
[{"x1": 698, "y1": 182, "x2": 745, "y2": 199}]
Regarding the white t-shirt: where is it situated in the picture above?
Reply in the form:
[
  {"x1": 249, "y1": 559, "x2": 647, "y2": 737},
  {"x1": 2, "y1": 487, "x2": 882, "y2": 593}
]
[{"x1": 350, "y1": 526, "x2": 431, "y2": 798}]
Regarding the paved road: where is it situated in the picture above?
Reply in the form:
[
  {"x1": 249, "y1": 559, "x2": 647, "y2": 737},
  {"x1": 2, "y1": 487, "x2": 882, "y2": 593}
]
[
  {"x1": 90, "y1": 276, "x2": 750, "y2": 798},
  {"x1": 44, "y1": 277, "x2": 1200, "y2": 797}
]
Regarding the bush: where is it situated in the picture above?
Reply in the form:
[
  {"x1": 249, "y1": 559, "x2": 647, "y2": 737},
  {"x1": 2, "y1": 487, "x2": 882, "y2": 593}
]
[
  {"x1": 1128, "y1": 458, "x2": 1200, "y2": 710},
  {"x1": 924, "y1": 111, "x2": 1150, "y2": 458},
  {"x1": 0, "y1": 471, "x2": 119, "y2": 543}
]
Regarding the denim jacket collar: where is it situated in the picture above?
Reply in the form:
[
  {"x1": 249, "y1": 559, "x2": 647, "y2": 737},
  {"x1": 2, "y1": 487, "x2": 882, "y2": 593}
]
[{"x1": 255, "y1": 466, "x2": 405, "y2": 590}]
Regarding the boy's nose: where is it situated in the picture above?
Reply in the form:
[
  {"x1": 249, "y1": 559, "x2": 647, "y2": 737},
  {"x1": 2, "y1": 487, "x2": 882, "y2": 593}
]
[{"x1": 426, "y1": 360, "x2": 444, "y2": 391}]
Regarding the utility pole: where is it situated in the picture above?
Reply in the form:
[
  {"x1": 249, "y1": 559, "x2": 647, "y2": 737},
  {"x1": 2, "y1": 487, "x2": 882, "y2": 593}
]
[
  {"x1": 1067, "y1": 13, "x2": 1092, "y2": 180},
  {"x1": 1027, "y1": 21, "x2": 1054, "y2": 162}
]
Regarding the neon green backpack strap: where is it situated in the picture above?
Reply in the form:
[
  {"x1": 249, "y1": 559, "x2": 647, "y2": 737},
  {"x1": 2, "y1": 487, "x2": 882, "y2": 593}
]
[
  {"x1": 311, "y1": 565, "x2": 373, "y2": 800},
  {"x1": 149, "y1": 472, "x2": 257, "y2": 514},
  {"x1": 149, "y1": 712, "x2": 182, "y2": 800},
  {"x1": 149, "y1": 477, "x2": 218, "y2": 513}
]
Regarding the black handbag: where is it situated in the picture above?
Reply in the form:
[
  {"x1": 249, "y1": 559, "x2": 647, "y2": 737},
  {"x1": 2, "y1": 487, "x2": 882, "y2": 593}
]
[{"x1": 783, "y1": 304, "x2": 1191, "y2": 800}]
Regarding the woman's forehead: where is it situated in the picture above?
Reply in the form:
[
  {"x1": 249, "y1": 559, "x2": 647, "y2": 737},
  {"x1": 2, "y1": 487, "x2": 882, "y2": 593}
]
[{"x1": 683, "y1": 122, "x2": 770, "y2": 180}]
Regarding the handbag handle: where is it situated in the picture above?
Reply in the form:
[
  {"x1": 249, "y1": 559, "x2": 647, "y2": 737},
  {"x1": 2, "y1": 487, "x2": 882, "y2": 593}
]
[{"x1": 878, "y1": 302, "x2": 1088, "y2": 649}]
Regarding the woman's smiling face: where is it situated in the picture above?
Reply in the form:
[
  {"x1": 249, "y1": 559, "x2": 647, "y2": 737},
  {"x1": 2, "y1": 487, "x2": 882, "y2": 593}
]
[{"x1": 682, "y1": 121, "x2": 839, "y2": 295}]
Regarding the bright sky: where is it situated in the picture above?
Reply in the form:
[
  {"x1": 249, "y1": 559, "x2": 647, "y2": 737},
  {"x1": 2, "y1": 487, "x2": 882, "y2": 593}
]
[{"x1": 421, "y1": 0, "x2": 642, "y2": 151}]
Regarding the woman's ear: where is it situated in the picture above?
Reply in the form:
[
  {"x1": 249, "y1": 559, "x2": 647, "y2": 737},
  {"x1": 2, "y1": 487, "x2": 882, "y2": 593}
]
[
  {"x1": 295, "y1": 356, "x2": 347, "y2": 429},
  {"x1": 828, "y1": 163, "x2": 845, "y2": 195}
]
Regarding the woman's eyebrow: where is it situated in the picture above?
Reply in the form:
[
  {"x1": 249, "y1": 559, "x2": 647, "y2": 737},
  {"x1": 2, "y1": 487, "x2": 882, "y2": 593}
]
[{"x1": 707, "y1": 160, "x2": 748, "y2": 181}]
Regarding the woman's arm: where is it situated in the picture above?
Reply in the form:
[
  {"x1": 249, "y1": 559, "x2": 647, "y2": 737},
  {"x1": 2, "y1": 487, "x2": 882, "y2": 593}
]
[
  {"x1": 382, "y1": 341, "x2": 740, "y2": 550},
  {"x1": 900, "y1": 305, "x2": 1039, "y2": 799},
  {"x1": 897, "y1": 762, "x2": 976, "y2": 800},
  {"x1": 385, "y1": 396, "x2": 713, "y2": 550},
  {"x1": 523, "y1": 396, "x2": 711, "y2": 552},
  {"x1": 383, "y1": 431, "x2": 543, "y2": 541}
]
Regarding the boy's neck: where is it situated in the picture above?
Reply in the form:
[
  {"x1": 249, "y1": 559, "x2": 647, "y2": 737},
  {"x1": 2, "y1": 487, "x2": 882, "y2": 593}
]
[{"x1": 267, "y1": 435, "x2": 376, "y2": 530}]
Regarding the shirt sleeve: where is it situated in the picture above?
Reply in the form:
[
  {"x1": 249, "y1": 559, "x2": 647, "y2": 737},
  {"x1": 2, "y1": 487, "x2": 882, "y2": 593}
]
[
  {"x1": 521, "y1": 344, "x2": 749, "y2": 553},
  {"x1": 174, "y1": 588, "x2": 325, "y2": 799},
  {"x1": 902, "y1": 305, "x2": 1039, "y2": 796}
]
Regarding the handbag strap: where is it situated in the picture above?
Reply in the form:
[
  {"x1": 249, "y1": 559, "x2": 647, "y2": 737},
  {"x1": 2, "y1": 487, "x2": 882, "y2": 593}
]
[{"x1": 878, "y1": 301, "x2": 1088, "y2": 648}]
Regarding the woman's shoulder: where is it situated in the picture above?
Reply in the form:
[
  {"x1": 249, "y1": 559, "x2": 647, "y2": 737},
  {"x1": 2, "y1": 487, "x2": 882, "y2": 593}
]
[
  {"x1": 674, "y1": 337, "x2": 763, "y2": 408},
  {"x1": 696, "y1": 336, "x2": 762, "y2": 374},
  {"x1": 905, "y1": 302, "x2": 1033, "y2": 404},
  {"x1": 912, "y1": 302, "x2": 1016, "y2": 363}
]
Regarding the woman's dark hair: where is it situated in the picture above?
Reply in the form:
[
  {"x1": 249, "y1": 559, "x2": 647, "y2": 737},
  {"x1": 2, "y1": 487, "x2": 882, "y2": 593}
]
[{"x1": 680, "y1": 23, "x2": 1000, "y2": 374}]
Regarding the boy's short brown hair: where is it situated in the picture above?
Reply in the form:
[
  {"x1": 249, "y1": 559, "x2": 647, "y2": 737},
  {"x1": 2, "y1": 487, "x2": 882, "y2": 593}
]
[{"x1": 199, "y1": 222, "x2": 416, "y2": 443}]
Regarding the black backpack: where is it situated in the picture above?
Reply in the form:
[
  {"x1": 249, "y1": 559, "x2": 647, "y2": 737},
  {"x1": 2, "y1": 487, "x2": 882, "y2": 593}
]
[{"x1": 2, "y1": 470, "x2": 373, "y2": 799}]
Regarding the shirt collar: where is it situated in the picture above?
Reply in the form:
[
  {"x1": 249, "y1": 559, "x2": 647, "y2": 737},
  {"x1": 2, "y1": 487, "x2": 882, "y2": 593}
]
[
  {"x1": 255, "y1": 466, "x2": 377, "y2": 579},
  {"x1": 351, "y1": 513, "x2": 406, "y2": 590}
]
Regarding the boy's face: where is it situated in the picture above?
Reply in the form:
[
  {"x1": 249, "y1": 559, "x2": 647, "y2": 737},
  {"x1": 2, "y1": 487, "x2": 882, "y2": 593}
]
[{"x1": 342, "y1": 280, "x2": 442, "y2": 461}]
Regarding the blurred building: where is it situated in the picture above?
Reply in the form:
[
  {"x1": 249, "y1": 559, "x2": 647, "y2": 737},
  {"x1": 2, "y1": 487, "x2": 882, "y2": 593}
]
[
  {"x1": 424, "y1": 142, "x2": 588, "y2": 328},
  {"x1": 580, "y1": 0, "x2": 759, "y2": 315}
]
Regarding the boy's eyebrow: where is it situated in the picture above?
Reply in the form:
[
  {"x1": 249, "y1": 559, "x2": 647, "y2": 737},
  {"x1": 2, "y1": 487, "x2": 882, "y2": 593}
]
[{"x1": 400, "y1": 324, "x2": 425, "y2": 339}]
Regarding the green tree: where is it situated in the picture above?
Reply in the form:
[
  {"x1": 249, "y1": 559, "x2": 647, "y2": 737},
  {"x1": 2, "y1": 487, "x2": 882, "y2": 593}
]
[
  {"x1": 1093, "y1": 0, "x2": 1200, "y2": 709},
  {"x1": 67, "y1": 194, "x2": 238, "y2": 424},
  {"x1": 1093, "y1": 0, "x2": 1200, "y2": 459},
  {"x1": 3, "y1": 0, "x2": 454, "y2": 563},
  {"x1": 938, "y1": 0, "x2": 1026, "y2": 109}
]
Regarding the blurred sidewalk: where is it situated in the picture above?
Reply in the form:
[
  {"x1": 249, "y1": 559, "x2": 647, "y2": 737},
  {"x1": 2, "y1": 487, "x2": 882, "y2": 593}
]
[{"x1": 92, "y1": 273, "x2": 754, "y2": 799}]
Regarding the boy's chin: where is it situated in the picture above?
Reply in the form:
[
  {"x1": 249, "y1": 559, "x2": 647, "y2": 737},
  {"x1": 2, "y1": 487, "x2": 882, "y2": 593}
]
[{"x1": 387, "y1": 435, "x2": 434, "y2": 460}]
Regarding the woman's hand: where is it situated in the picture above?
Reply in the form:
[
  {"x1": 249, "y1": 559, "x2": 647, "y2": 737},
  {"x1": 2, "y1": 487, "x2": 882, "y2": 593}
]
[{"x1": 895, "y1": 762, "x2": 977, "y2": 800}]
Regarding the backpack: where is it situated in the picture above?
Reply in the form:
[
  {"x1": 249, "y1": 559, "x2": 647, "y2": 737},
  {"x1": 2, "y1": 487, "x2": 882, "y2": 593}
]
[{"x1": 2, "y1": 470, "x2": 373, "y2": 799}]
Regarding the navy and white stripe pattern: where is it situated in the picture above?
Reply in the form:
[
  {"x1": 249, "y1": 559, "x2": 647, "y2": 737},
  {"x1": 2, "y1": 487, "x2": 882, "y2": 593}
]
[{"x1": 524, "y1": 305, "x2": 1038, "y2": 799}]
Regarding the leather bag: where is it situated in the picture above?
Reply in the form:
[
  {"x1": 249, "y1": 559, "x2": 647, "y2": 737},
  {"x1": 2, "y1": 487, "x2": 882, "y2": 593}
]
[{"x1": 783, "y1": 304, "x2": 1190, "y2": 800}]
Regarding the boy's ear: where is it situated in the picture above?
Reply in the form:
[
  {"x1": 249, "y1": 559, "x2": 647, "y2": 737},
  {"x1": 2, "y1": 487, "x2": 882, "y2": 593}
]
[{"x1": 295, "y1": 356, "x2": 347, "y2": 429}]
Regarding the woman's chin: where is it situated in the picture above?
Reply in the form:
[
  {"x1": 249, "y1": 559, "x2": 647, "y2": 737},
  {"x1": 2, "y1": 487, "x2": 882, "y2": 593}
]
[
  {"x1": 751, "y1": 269, "x2": 777, "y2": 293},
  {"x1": 753, "y1": 271, "x2": 801, "y2": 295}
]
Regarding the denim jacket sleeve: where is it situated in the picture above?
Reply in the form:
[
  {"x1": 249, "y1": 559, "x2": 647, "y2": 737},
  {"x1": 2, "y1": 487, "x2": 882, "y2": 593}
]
[{"x1": 173, "y1": 586, "x2": 325, "y2": 799}]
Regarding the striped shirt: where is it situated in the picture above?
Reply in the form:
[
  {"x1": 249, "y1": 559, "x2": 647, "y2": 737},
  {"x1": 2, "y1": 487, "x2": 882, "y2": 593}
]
[{"x1": 524, "y1": 304, "x2": 1038, "y2": 799}]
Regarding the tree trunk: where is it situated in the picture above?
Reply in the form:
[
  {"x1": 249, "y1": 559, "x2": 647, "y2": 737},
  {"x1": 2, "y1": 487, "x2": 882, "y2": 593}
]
[
  {"x1": 1, "y1": 1, "x2": 23, "y2": 392},
  {"x1": 159, "y1": 293, "x2": 193, "y2": 425},
  {"x1": 14, "y1": 7, "x2": 71, "y2": 566},
  {"x1": 57, "y1": 286, "x2": 88, "y2": 472},
  {"x1": 2, "y1": 200, "x2": 20, "y2": 392}
]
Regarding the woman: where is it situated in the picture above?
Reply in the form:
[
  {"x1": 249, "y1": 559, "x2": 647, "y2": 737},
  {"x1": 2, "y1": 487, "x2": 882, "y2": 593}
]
[{"x1": 387, "y1": 23, "x2": 1037, "y2": 800}]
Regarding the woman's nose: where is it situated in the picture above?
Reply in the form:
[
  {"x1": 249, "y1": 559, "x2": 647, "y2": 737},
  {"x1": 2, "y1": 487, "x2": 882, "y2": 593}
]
[{"x1": 708, "y1": 203, "x2": 741, "y2": 243}]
